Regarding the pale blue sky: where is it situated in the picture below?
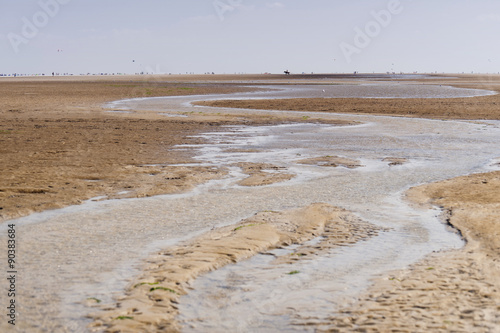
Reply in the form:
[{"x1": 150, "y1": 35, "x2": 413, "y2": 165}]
[{"x1": 1, "y1": 0, "x2": 499, "y2": 75}]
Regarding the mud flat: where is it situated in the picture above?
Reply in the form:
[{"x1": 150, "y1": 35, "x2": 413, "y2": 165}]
[
  {"x1": 0, "y1": 78, "x2": 258, "y2": 223},
  {"x1": 0, "y1": 74, "x2": 499, "y2": 332},
  {"x1": 196, "y1": 74, "x2": 500, "y2": 120}
]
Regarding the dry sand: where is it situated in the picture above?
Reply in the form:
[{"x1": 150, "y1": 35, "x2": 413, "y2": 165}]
[{"x1": 1, "y1": 74, "x2": 499, "y2": 332}]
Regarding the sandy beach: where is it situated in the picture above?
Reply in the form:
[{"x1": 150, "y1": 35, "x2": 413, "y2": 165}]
[{"x1": 1, "y1": 74, "x2": 499, "y2": 332}]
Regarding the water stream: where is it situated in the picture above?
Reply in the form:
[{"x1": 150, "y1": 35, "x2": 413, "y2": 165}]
[{"x1": 1, "y1": 82, "x2": 499, "y2": 332}]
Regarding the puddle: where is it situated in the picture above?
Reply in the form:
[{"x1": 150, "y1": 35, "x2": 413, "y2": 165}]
[
  {"x1": 86, "y1": 195, "x2": 107, "y2": 202},
  {"x1": 105, "y1": 110, "x2": 133, "y2": 114},
  {"x1": 486, "y1": 157, "x2": 500, "y2": 171},
  {"x1": 116, "y1": 191, "x2": 130, "y2": 195},
  {"x1": 160, "y1": 112, "x2": 189, "y2": 117}
]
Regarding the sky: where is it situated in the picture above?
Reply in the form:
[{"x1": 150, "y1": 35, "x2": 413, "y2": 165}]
[{"x1": 1, "y1": 0, "x2": 500, "y2": 75}]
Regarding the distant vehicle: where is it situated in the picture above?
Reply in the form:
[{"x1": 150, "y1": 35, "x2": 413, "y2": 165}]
[{"x1": 284, "y1": 70, "x2": 290, "y2": 75}]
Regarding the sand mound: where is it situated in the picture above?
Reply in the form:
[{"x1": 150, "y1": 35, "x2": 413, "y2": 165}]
[{"x1": 89, "y1": 203, "x2": 385, "y2": 332}]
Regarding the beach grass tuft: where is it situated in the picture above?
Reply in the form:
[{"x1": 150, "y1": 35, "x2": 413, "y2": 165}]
[
  {"x1": 149, "y1": 287, "x2": 178, "y2": 294},
  {"x1": 134, "y1": 281, "x2": 159, "y2": 288},
  {"x1": 233, "y1": 223, "x2": 260, "y2": 231},
  {"x1": 87, "y1": 297, "x2": 101, "y2": 303}
]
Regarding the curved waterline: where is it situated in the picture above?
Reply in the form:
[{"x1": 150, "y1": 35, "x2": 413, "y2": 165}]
[
  {"x1": 1, "y1": 83, "x2": 499, "y2": 332},
  {"x1": 106, "y1": 82, "x2": 496, "y2": 113}
]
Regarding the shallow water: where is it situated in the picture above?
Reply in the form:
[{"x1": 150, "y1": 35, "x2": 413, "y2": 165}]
[
  {"x1": 106, "y1": 82, "x2": 496, "y2": 113},
  {"x1": 178, "y1": 197, "x2": 456, "y2": 332},
  {"x1": 1, "y1": 83, "x2": 499, "y2": 332},
  {"x1": 175, "y1": 116, "x2": 499, "y2": 331}
]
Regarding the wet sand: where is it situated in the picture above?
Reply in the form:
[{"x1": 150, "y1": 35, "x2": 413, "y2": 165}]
[
  {"x1": 90, "y1": 203, "x2": 386, "y2": 332},
  {"x1": 196, "y1": 74, "x2": 500, "y2": 120},
  {"x1": 1, "y1": 74, "x2": 499, "y2": 332},
  {"x1": 0, "y1": 77, "x2": 253, "y2": 222},
  {"x1": 317, "y1": 172, "x2": 500, "y2": 332},
  {"x1": 191, "y1": 75, "x2": 500, "y2": 331},
  {"x1": 1, "y1": 76, "x2": 348, "y2": 222},
  {"x1": 236, "y1": 162, "x2": 295, "y2": 186}
]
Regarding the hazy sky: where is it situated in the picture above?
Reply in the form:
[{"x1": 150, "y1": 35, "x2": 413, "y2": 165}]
[{"x1": 1, "y1": 0, "x2": 499, "y2": 75}]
